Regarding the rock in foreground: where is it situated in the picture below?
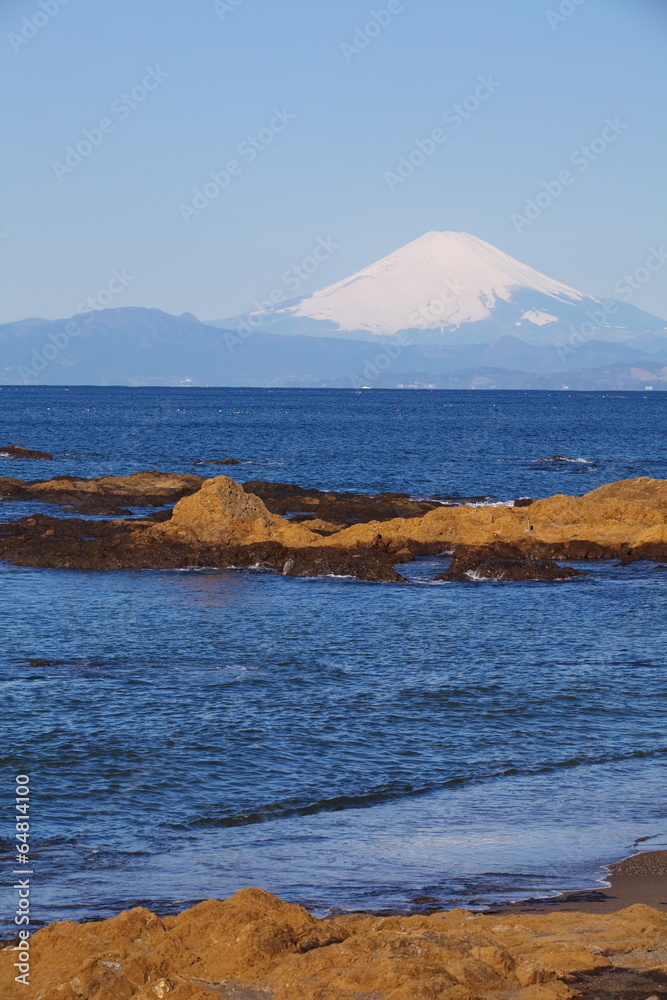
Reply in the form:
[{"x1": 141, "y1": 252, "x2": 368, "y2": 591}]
[{"x1": 1, "y1": 889, "x2": 666, "y2": 1000}]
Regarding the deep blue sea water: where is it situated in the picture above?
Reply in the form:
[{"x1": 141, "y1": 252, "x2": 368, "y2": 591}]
[{"x1": 1, "y1": 387, "x2": 666, "y2": 931}]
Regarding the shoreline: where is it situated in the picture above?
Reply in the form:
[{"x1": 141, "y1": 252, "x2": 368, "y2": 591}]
[
  {"x1": 485, "y1": 849, "x2": 667, "y2": 916},
  {"x1": 3, "y1": 851, "x2": 667, "y2": 1000},
  {"x1": 2, "y1": 849, "x2": 664, "y2": 941}
]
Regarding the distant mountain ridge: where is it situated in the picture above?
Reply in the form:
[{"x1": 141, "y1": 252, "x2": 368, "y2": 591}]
[
  {"x1": 1, "y1": 232, "x2": 666, "y2": 388},
  {"x1": 1, "y1": 305, "x2": 666, "y2": 389}
]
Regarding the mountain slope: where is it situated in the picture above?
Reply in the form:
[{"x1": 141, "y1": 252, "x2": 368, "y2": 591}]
[
  {"x1": 223, "y1": 231, "x2": 667, "y2": 348},
  {"x1": 287, "y1": 231, "x2": 586, "y2": 332}
]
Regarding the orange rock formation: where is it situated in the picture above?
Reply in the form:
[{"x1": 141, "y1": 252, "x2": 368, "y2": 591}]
[
  {"x1": 2, "y1": 889, "x2": 666, "y2": 1000},
  {"x1": 153, "y1": 475, "x2": 667, "y2": 561}
]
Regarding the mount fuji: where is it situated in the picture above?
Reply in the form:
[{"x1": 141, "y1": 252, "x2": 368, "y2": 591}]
[
  {"x1": 221, "y1": 231, "x2": 666, "y2": 350},
  {"x1": 3, "y1": 232, "x2": 667, "y2": 388}
]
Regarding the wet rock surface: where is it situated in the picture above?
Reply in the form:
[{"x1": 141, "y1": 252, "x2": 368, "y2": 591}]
[
  {"x1": 0, "y1": 471, "x2": 205, "y2": 515},
  {"x1": 439, "y1": 548, "x2": 584, "y2": 582},
  {"x1": 242, "y1": 480, "x2": 439, "y2": 525},
  {"x1": 2, "y1": 889, "x2": 666, "y2": 1000},
  {"x1": 1, "y1": 474, "x2": 667, "y2": 581},
  {"x1": 324, "y1": 476, "x2": 667, "y2": 564},
  {"x1": 0, "y1": 515, "x2": 406, "y2": 582},
  {"x1": 563, "y1": 966, "x2": 667, "y2": 1000},
  {"x1": 0, "y1": 444, "x2": 53, "y2": 460}
]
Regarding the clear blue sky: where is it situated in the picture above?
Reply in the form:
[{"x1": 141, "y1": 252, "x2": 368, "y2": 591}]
[{"x1": 2, "y1": 0, "x2": 666, "y2": 323}]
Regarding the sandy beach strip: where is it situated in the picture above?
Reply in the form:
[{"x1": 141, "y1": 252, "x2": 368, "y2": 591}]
[{"x1": 489, "y1": 849, "x2": 667, "y2": 915}]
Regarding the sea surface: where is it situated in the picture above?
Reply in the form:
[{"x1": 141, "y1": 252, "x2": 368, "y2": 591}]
[{"x1": 1, "y1": 386, "x2": 666, "y2": 931}]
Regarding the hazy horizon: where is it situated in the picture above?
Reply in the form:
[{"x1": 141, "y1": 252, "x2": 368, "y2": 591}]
[{"x1": 2, "y1": 0, "x2": 667, "y2": 325}]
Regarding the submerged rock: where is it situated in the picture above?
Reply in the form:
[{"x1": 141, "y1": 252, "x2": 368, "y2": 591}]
[
  {"x1": 0, "y1": 444, "x2": 53, "y2": 460},
  {"x1": 439, "y1": 548, "x2": 583, "y2": 582},
  {"x1": 194, "y1": 457, "x2": 245, "y2": 465},
  {"x1": 62, "y1": 502, "x2": 134, "y2": 516},
  {"x1": 1, "y1": 888, "x2": 665, "y2": 1000}
]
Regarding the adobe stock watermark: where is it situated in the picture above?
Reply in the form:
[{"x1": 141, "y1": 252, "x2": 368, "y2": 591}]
[
  {"x1": 213, "y1": 0, "x2": 246, "y2": 21},
  {"x1": 546, "y1": 0, "x2": 587, "y2": 31},
  {"x1": 179, "y1": 108, "x2": 296, "y2": 224},
  {"x1": 613, "y1": 245, "x2": 667, "y2": 302},
  {"x1": 340, "y1": 0, "x2": 410, "y2": 63},
  {"x1": 51, "y1": 66, "x2": 169, "y2": 182},
  {"x1": 224, "y1": 236, "x2": 340, "y2": 353},
  {"x1": 8, "y1": 0, "x2": 72, "y2": 54},
  {"x1": 384, "y1": 75, "x2": 501, "y2": 192},
  {"x1": 12, "y1": 773, "x2": 33, "y2": 987},
  {"x1": 407, "y1": 276, "x2": 469, "y2": 330},
  {"x1": 350, "y1": 333, "x2": 411, "y2": 388},
  {"x1": 350, "y1": 276, "x2": 468, "y2": 386},
  {"x1": 555, "y1": 245, "x2": 667, "y2": 364},
  {"x1": 511, "y1": 117, "x2": 628, "y2": 234},
  {"x1": 19, "y1": 268, "x2": 135, "y2": 382}
]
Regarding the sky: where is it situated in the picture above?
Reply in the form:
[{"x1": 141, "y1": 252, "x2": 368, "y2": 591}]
[{"x1": 2, "y1": 0, "x2": 666, "y2": 324}]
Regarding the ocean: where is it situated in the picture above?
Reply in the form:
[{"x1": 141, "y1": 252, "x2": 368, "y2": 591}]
[{"x1": 1, "y1": 386, "x2": 666, "y2": 931}]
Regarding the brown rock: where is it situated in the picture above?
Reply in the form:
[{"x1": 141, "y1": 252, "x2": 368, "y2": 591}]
[
  {"x1": 438, "y1": 548, "x2": 583, "y2": 582},
  {"x1": 0, "y1": 471, "x2": 204, "y2": 510},
  {"x1": 270, "y1": 546, "x2": 408, "y2": 582},
  {"x1": 0, "y1": 444, "x2": 53, "y2": 460},
  {"x1": 3, "y1": 475, "x2": 667, "y2": 580},
  {"x1": 0, "y1": 517, "x2": 404, "y2": 582},
  {"x1": 243, "y1": 480, "x2": 439, "y2": 524},
  {"x1": 156, "y1": 477, "x2": 318, "y2": 548},
  {"x1": 2, "y1": 892, "x2": 666, "y2": 1000},
  {"x1": 320, "y1": 477, "x2": 667, "y2": 563}
]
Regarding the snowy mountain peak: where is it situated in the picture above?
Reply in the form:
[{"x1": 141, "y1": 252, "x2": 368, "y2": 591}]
[
  {"x1": 232, "y1": 231, "x2": 665, "y2": 349},
  {"x1": 271, "y1": 230, "x2": 588, "y2": 337}
]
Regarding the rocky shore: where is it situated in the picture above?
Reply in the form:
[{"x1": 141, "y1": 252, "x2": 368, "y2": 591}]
[
  {"x1": 1, "y1": 473, "x2": 667, "y2": 580},
  {"x1": 2, "y1": 854, "x2": 666, "y2": 1000}
]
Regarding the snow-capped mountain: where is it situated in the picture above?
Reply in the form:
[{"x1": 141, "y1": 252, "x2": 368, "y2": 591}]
[
  {"x1": 3, "y1": 233, "x2": 665, "y2": 388},
  {"x1": 231, "y1": 231, "x2": 666, "y2": 348}
]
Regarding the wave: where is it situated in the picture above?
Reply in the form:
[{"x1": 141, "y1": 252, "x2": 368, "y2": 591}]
[
  {"x1": 174, "y1": 745, "x2": 667, "y2": 830},
  {"x1": 532, "y1": 456, "x2": 594, "y2": 464}
]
